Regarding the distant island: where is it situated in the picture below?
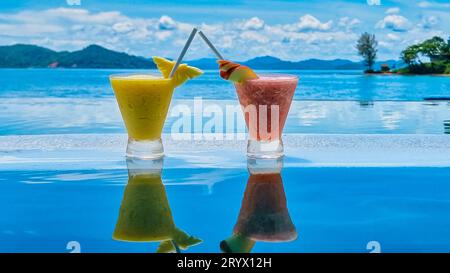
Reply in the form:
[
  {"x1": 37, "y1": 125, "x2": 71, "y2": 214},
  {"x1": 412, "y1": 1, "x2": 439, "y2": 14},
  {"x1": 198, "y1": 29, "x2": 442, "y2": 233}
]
[
  {"x1": 357, "y1": 33, "x2": 450, "y2": 75},
  {"x1": 397, "y1": 36, "x2": 450, "y2": 75},
  {"x1": 0, "y1": 43, "x2": 400, "y2": 70},
  {"x1": 0, "y1": 44, "x2": 155, "y2": 69}
]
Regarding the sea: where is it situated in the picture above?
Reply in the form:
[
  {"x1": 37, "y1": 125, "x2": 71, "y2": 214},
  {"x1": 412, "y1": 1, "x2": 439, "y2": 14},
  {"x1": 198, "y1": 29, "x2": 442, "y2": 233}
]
[{"x1": 0, "y1": 68, "x2": 449, "y2": 135}]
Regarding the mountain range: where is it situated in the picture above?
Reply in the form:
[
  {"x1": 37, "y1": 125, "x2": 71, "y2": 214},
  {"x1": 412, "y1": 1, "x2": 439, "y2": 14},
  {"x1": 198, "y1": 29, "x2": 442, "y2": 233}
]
[
  {"x1": 0, "y1": 44, "x2": 402, "y2": 70},
  {"x1": 0, "y1": 44, "x2": 154, "y2": 69}
]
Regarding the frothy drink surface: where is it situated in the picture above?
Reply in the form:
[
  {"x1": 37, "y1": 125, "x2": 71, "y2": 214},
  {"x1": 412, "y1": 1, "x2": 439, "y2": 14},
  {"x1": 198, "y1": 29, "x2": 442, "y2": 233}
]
[{"x1": 235, "y1": 75, "x2": 298, "y2": 141}]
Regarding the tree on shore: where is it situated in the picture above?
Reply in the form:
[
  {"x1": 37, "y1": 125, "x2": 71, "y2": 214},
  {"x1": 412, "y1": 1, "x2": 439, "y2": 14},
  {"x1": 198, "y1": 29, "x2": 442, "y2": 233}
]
[
  {"x1": 399, "y1": 36, "x2": 450, "y2": 74},
  {"x1": 444, "y1": 46, "x2": 450, "y2": 60},
  {"x1": 420, "y1": 36, "x2": 448, "y2": 60},
  {"x1": 401, "y1": 36, "x2": 450, "y2": 67},
  {"x1": 356, "y1": 32, "x2": 378, "y2": 72},
  {"x1": 401, "y1": 44, "x2": 421, "y2": 65}
]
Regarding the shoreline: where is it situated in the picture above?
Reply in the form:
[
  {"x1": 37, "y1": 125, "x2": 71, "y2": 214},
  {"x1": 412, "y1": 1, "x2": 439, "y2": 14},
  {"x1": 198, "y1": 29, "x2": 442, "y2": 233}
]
[{"x1": 365, "y1": 72, "x2": 450, "y2": 77}]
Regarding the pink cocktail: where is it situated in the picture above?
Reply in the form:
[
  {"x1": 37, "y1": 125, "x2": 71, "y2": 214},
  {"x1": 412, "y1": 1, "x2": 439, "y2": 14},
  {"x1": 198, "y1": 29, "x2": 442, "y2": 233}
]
[{"x1": 234, "y1": 74, "x2": 298, "y2": 158}]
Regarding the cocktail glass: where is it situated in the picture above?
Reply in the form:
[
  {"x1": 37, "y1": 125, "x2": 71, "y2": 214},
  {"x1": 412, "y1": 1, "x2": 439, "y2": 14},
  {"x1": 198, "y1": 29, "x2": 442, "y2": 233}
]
[
  {"x1": 220, "y1": 158, "x2": 297, "y2": 253},
  {"x1": 113, "y1": 157, "x2": 175, "y2": 242},
  {"x1": 113, "y1": 157, "x2": 202, "y2": 252},
  {"x1": 110, "y1": 74, "x2": 174, "y2": 159},
  {"x1": 234, "y1": 74, "x2": 298, "y2": 158}
]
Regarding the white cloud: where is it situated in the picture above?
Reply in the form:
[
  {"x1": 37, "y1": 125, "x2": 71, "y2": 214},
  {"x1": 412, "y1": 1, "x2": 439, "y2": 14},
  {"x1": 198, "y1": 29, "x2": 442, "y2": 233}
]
[
  {"x1": 386, "y1": 7, "x2": 400, "y2": 14},
  {"x1": 239, "y1": 17, "x2": 265, "y2": 31},
  {"x1": 0, "y1": 9, "x2": 364, "y2": 61},
  {"x1": 0, "y1": 7, "x2": 447, "y2": 62},
  {"x1": 240, "y1": 31, "x2": 269, "y2": 43},
  {"x1": 158, "y1": 15, "x2": 177, "y2": 30},
  {"x1": 154, "y1": 31, "x2": 172, "y2": 41},
  {"x1": 418, "y1": 1, "x2": 450, "y2": 8},
  {"x1": 338, "y1": 17, "x2": 361, "y2": 30},
  {"x1": 0, "y1": 23, "x2": 63, "y2": 36},
  {"x1": 112, "y1": 22, "x2": 134, "y2": 33},
  {"x1": 420, "y1": 15, "x2": 439, "y2": 29},
  {"x1": 10, "y1": 8, "x2": 126, "y2": 24},
  {"x1": 386, "y1": 33, "x2": 400, "y2": 41},
  {"x1": 220, "y1": 36, "x2": 233, "y2": 49},
  {"x1": 376, "y1": 14, "x2": 411, "y2": 32},
  {"x1": 286, "y1": 14, "x2": 333, "y2": 32},
  {"x1": 418, "y1": 1, "x2": 432, "y2": 8}
]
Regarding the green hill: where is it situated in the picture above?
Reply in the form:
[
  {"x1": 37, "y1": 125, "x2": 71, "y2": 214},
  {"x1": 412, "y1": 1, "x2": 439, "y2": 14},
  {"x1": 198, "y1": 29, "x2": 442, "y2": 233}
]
[
  {"x1": 57, "y1": 45, "x2": 154, "y2": 68},
  {"x1": 0, "y1": 44, "x2": 62, "y2": 68},
  {"x1": 395, "y1": 61, "x2": 450, "y2": 75},
  {"x1": 0, "y1": 44, "x2": 155, "y2": 69},
  {"x1": 0, "y1": 43, "x2": 403, "y2": 70}
]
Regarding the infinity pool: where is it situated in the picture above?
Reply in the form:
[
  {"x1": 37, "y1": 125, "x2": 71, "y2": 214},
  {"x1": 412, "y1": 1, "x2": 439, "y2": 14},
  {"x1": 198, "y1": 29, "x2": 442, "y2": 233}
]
[{"x1": 1, "y1": 134, "x2": 449, "y2": 253}]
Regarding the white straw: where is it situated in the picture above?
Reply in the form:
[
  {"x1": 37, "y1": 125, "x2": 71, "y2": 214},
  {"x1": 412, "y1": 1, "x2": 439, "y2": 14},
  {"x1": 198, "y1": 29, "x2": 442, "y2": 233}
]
[
  {"x1": 169, "y1": 28, "x2": 198, "y2": 78},
  {"x1": 198, "y1": 31, "x2": 224, "y2": 60}
]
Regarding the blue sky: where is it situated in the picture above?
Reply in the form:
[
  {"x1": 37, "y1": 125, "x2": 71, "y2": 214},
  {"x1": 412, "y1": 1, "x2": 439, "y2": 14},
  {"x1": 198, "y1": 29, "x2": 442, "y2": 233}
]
[{"x1": 0, "y1": 0, "x2": 448, "y2": 61}]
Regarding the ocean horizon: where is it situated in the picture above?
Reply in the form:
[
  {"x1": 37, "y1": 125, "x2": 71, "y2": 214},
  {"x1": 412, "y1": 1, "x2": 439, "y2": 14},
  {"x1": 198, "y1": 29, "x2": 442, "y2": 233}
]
[
  {"x1": 2, "y1": 68, "x2": 449, "y2": 100},
  {"x1": 0, "y1": 68, "x2": 449, "y2": 136}
]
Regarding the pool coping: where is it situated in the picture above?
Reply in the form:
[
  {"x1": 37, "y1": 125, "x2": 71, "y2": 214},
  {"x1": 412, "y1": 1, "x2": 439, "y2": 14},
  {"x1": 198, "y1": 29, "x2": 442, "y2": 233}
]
[{"x1": 0, "y1": 133, "x2": 449, "y2": 169}]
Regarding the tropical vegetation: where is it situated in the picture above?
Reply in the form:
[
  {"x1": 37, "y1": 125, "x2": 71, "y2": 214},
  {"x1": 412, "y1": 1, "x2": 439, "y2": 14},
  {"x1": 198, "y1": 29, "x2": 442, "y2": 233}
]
[
  {"x1": 398, "y1": 36, "x2": 450, "y2": 74},
  {"x1": 356, "y1": 32, "x2": 378, "y2": 72}
]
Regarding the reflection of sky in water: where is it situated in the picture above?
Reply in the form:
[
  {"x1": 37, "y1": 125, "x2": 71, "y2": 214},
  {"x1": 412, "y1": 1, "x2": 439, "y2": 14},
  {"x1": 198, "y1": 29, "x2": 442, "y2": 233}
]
[
  {"x1": 1, "y1": 133, "x2": 449, "y2": 252},
  {"x1": 1, "y1": 99, "x2": 449, "y2": 135},
  {"x1": 2, "y1": 166, "x2": 450, "y2": 252},
  {"x1": 380, "y1": 109, "x2": 403, "y2": 130}
]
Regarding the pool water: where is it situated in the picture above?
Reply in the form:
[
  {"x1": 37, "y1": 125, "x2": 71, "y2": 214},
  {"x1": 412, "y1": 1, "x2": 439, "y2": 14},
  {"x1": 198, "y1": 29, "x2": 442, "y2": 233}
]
[
  {"x1": 1, "y1": 99, "x2": 449, "y2": 135},
  {"x1": 0, "y1": 68, "x2": 449, "y2": 253},
  {"x1": 1, "y1": 134, "x2": 449, "y2": 253},
  {"x1": 2, "y1": 166, "x2": 450, "y2": 253}
]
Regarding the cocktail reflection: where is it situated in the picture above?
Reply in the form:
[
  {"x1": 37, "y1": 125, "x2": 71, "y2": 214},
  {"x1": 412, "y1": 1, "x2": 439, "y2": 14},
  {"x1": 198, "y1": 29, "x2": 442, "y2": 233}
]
[
  {"x1": 113, "y1": 158, "x2": 202, "y2": 253},
  {"x1": 221, "y1": 158, "x2": 297, "y2": 253}
]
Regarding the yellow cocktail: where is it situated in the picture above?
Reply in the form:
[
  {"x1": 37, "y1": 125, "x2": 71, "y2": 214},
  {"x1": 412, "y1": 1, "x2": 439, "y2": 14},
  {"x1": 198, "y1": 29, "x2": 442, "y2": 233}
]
[
  {"x1": 113, "y1": 158, "x2": 202, "y2": 252},
  {"x1": 110, "y1": 57, "x2": 202, "y2": 158},
  {"x1": 113, "y1": 159, "x2": 175, "y2": 242},
  {"x1": 110, "y1": 75, "x2": 174, "y2": 141}
]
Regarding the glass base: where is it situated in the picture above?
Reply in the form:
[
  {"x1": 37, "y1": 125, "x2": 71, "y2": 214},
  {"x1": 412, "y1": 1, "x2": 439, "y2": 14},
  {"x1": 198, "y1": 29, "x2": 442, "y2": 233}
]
[
  {"x1": 126, "y1": 138, "x2": 164, "y2": 159},
  {"x1": 126, "y1": 157, "x2": 164, "y2": 176},
  {"x1": 247, "y1": 139, "x2": 284, "y2": 159},
  {"x1": 247, "y1": 157, "x2": 283, "y2": 174}
]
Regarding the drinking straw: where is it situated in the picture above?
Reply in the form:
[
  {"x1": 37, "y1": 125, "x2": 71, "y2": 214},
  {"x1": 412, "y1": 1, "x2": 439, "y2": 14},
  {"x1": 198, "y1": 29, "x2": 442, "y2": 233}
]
[
  {"x1": 171, "y1": 240, "x2": 181, "y2": 253},
  {"x1": 169, "y1": 27, "x2": 198, "y2": 78},
  {"x1": 198, "y1": 31, "x2": 224, "y2": 60}
]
